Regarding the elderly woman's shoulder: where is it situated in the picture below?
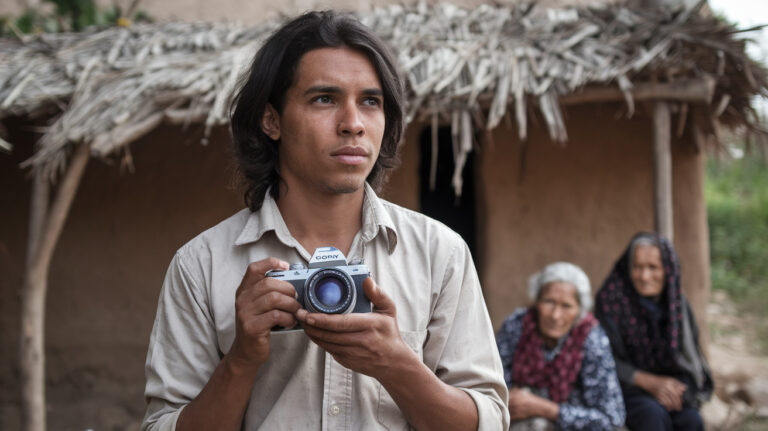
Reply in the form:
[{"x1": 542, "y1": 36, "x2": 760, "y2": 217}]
[
  {"x1": 506, "y1": 307, "x2": 529, "y2": 321},
  {"x1": 583, "y1": 319, "x2": 613, "y2": 354},
  {"x1": 499, "y1": 307, "x2": 528, "y2": 330}
]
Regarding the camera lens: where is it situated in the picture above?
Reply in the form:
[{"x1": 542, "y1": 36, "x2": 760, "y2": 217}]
[
  {"x1": 315, "y1": 278, "x2": 344, "y2": 307},
  {"x1": 305, "y1": 269, "x2": 355, "y2": 314}
]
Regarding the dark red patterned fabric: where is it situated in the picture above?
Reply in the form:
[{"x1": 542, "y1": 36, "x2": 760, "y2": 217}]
[
  {"x1": 595, "y1": 232, "x2": 683, "y2": 373},
  {"x1": 511, "y1": 308, "x2": 598, "y2": 403}
]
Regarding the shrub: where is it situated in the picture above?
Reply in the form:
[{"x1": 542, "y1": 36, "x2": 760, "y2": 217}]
[{"x1": 706, "y1": 152, "x2": 768, "y2": 349}]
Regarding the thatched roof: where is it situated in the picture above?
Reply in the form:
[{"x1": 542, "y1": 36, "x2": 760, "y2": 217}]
[{"x1": 1, "y1": 1, "x2": 766, "y2": 181}]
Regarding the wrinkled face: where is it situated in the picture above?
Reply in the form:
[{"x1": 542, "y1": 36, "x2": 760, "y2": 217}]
[
  {"x1": 631, "y1": 244, "x2": 665, "y2": 297},
  {"x1": 263, "y1": 47, "x2": 385, "y2": 196},
  {"x1": 536, "y1": 281, "x2": 581, "y2": 345}
]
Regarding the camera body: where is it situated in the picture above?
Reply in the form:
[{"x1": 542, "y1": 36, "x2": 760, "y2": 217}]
[{"x1": 267, "y1": 247, "x2": 371, "y2": 327}]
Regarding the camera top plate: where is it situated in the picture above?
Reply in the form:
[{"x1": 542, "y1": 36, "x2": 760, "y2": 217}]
[{"x1": 308, "y1": 246, "x2": 348, "y2": 268}]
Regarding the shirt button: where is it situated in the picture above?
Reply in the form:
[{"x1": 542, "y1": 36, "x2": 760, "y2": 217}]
[{"x1": 330, "y1": 404, "x2": 341, "y2": 415}]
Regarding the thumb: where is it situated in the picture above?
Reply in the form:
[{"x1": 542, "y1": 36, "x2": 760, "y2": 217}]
[{"x1": 363, "y1": 277, "x2": 396, "y2": 317}]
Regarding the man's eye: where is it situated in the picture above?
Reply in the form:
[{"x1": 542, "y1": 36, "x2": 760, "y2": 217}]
[
  {"x1": 362, "y1": 97, "x2": 382, "y2": 107},
  {"x1": 313, "y1": 96, "x2": 333, "y2": 104}
]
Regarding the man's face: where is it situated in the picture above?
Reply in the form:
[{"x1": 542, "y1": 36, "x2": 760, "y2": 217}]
[{"x1": 267, "y1": 47, "x2": 385, "y2": 196}]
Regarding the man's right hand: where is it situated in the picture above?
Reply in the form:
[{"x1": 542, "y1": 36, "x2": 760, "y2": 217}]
[
  {"x1": 226, "y1": 258, "x2": 299, "y2": 372},
  {"x1": 176, "y1": 257, "x2": 298, "y2": 431}
]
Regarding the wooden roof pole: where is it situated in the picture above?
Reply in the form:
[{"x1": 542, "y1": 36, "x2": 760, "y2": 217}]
[
  {"x1": 20, "y1": 142, "x2": 90, "y2": 431},
  {"x1": 559, "y1": 77, "x2": 716, "y2": 106},
  {"x1": 653, "y1": 101, "x2": 674, "y2": 241}
]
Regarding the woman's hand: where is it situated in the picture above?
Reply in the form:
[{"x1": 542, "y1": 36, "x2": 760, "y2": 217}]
[
  {"x1": 508, "y1": 388, "x2": 559, "y2": 421},
  {"x1": 633, "y1": 371, "x2": 687, "y2": 411}
]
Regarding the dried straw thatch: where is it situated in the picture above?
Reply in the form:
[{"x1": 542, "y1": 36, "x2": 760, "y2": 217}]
[{"x1": 1, "y1": 1, "x2": 766, "y2": 184}]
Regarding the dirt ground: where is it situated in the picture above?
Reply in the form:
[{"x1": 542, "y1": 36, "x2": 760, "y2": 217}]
[{"x1": 702, "y1": 290, "x2": 768, "y2": 430}]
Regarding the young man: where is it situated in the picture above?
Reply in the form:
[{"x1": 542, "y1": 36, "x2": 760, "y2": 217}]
[{"x1": 142, "y1": 11, "x2": 508, "y2": 431}]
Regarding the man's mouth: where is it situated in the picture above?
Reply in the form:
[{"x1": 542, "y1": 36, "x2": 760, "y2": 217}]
[{"x1": 331, "y1": 146, "x2": 369, "y2": 165}]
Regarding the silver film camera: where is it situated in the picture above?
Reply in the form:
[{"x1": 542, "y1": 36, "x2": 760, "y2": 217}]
[{"x1": 267, "y1": 247, "x2": 372, "y2": 330}]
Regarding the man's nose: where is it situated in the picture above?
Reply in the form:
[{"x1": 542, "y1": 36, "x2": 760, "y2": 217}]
[{"x1": 337, "y1": 102, "x2": 365, "y2": 136}]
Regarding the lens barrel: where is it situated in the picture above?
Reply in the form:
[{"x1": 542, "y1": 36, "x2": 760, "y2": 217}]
[{"x1": 305, "y1": 268, "x2": 356, "y2": 314}]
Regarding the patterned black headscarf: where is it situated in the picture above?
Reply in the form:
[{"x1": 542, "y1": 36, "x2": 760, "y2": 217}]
[{"x1": 596, "y1": 232, "x2": 683, "y2": 372}]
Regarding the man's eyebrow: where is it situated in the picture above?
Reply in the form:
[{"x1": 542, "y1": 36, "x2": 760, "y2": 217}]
[
  {"x1": 302, "y1": 85, "x2": 383, "y2": 96},
  {"x1": 303, "y1": 85, "x2": 341, "y2": 96},
  {"x1": 362, "y1": 88, "x2": 383, "y2": 96}
]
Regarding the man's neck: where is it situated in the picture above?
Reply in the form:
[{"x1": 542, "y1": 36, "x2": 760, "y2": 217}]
[{"x1": 276, "y1": 184, "x2": 365, "y2": 257}]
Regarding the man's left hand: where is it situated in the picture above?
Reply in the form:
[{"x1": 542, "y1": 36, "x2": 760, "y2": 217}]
[{"x1": 295, "y1": 277, "x2": 414, "y2": 381}]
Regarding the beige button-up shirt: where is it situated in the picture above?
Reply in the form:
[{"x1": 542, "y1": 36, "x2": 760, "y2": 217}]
[{"x1": 143, "y1": 184, "x2": 509, "y2": 430}]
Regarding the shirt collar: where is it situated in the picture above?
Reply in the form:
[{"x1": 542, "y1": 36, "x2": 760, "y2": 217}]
[
  {"x1": 234, "y1": 183, "x2": 398, "y2": 254},
  {"x1": 234, "y1": 188, "x2": 300, "y2": 249},
  {"x1": 360, "y1": 182, "x2": 398, "y2": 254}
]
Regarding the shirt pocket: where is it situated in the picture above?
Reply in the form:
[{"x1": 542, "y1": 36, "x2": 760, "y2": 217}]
[{"x1": 376, "y1": 329, "x2": 426, "y2": 430}]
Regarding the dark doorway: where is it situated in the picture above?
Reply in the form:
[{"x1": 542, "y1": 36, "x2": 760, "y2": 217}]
[{"x1": 419, "y1": 126, "x2": 477, "y2": 258}]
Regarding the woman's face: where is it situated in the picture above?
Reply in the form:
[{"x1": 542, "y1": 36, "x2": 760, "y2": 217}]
[
  {"x1": 536, "y1": 281, "x2": 581, "y2": 345},
  {"x1": 631, "y1": 244, "x2": 665, "y2": 297}
]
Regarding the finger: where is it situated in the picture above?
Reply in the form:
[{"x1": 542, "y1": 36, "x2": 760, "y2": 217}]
[
  {"x1": 243, "y1": 309, "x2": 298, "y2": 333},
  {"x1": 663, "y1": 394, "x2": 680, "y2": 412},
  {"x1": 658, "y1": 396, "x2": 673, "y2": 411},
  {"x1": 237, "y1": 283, "x2": 298, "y2": 318},
  {"x1": 299, "y1": 311, "x2": 370, "y2": 332},
  {"x1": 303, "y1": 335, "x2": 371, "y2": 368},
  {"x1": 295, "y1": 308, "x2": 308, "y2": 321},
  {"x1": 655, "y1": 391, "x2": 671, "y2": 409},
  {"x1": 303, "y1": 324, "x2": 366, "y2": 346},
  {"x1": 253, "y1": 278, "x2": 300, "y2": 300},
  {"x1": 251, "y1": 290, "x2": 302, "y2": 315},
  {"x1": 240, "y1": 257, "x2": 290, "y2": 287},
  {"x1": 364, "y1": 277, "x2": 396, "y2": 317},
  {"x1": 672, "y1": 392, "x2": 683, "y2": 411},
  {"x1": 237, "y1": 283, "x2": 300, "y2": 314}
]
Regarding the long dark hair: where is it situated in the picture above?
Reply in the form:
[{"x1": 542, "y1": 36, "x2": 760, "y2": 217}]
[{"x1": 230, "y1": 11, "x2": 405, "y2": 211}]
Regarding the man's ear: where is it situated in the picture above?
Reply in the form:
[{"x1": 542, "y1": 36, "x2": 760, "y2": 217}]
[{"x1": 261, "y1": 104, "x2": 281, "y2": 141}]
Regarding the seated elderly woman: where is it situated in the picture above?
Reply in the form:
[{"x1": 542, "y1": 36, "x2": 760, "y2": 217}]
[
  {"x1": 496, "y1": 262, "x2": 625, "y2": 431},
  {"x1": 596, "y1": 233, "x2": 713, "y2": 431}
]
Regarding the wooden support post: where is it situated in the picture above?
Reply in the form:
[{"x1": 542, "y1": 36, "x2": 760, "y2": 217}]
[
  {"x1": 652, "y1": 101, "x2": 674, "y2": 241},
  {"x1": 20, "y1": 142, "x2": 90, "y2": 431}
]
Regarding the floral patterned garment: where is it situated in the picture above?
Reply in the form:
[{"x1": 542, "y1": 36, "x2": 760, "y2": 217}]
[{"x1": 497, "y1": 308, "x2": 626, "y2": 430}]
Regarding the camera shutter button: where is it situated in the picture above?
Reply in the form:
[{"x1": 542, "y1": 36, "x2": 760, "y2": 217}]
[
  {"x1": 289, "y1": 263, "x2": 306, "y2": 270},
  {"x1": 349, "y1": 258, "x2": 364, "y2": 265}
]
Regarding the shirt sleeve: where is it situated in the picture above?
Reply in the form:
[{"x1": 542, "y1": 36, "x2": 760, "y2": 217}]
[
  {"x1": 556, "y1": 326, "x2": 626, "y2": 430},
  {"x1": 423, "y1": 239, "x2": 510, "y2": 431},
  {"x1": 142, "y1": 251, "x2": 220, "y2": 431}
]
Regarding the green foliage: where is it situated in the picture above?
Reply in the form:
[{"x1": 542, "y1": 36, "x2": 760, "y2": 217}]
[
  {"x1": 0, "y1": 0, "x2": 150, "y2": 36},
  {"x1": 706, "y1": 152, "x2": 768, "y2": 315}
]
